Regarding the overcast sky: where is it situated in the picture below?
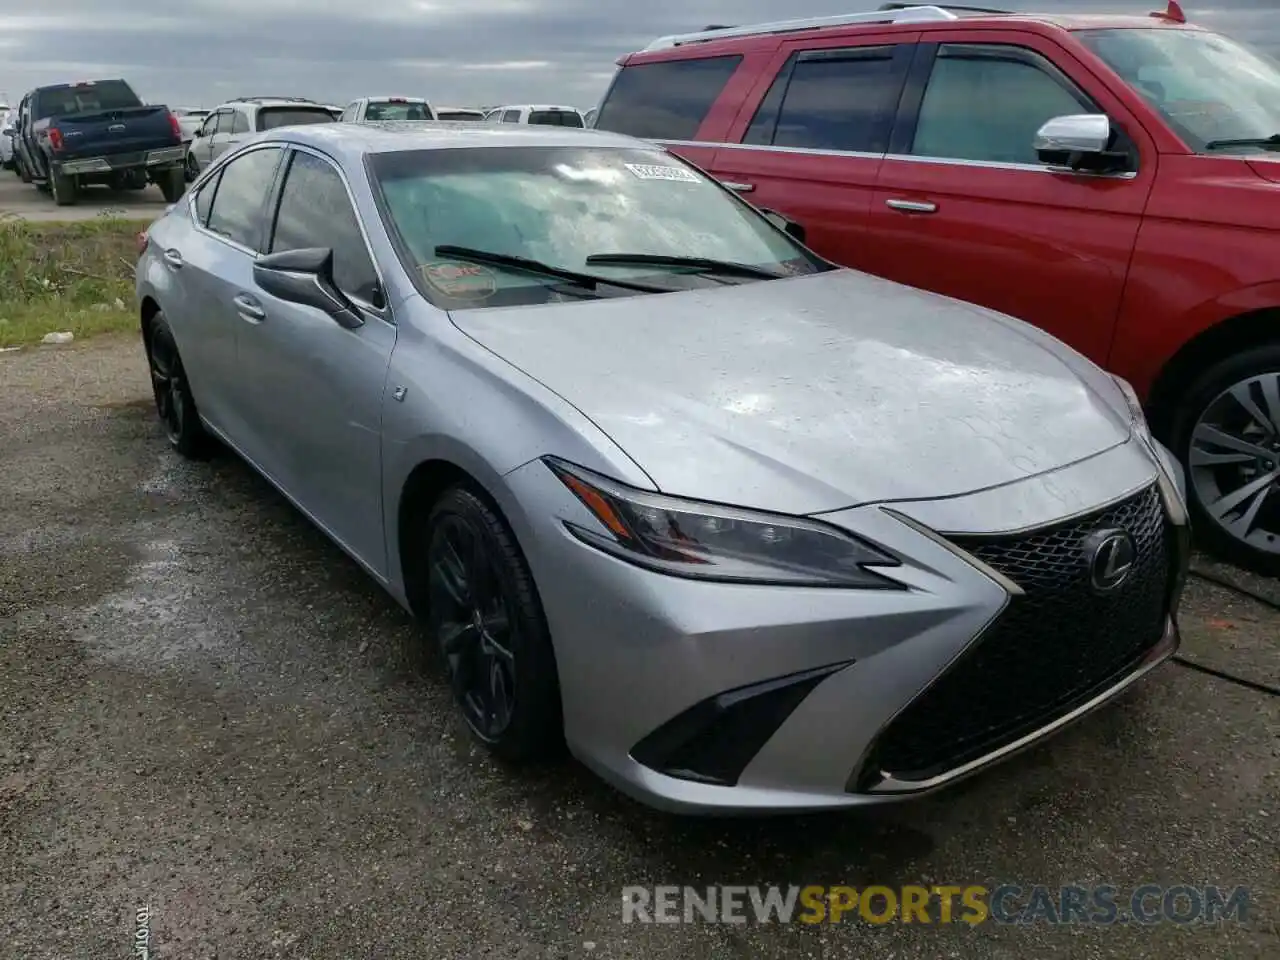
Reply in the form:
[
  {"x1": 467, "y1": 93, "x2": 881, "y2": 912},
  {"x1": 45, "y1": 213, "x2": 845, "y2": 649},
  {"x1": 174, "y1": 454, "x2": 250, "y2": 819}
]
[{"x1": 0, "y1": 1, "x2": 1274, "y2": 110}]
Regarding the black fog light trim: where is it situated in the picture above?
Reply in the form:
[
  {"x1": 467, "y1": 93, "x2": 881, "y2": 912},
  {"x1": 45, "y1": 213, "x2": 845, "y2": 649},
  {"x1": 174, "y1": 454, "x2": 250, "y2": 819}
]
[{"x1": 629, "y1": 660, "x2": 853, "y2": 787}]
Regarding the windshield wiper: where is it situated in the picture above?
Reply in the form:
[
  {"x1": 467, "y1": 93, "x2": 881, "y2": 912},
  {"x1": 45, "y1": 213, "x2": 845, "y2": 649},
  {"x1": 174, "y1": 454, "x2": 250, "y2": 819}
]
[
  {"x1": 433, "y1": 245, "x2": 672, "y2": 294},
  {"x1": 584, "y1": 253, "x2": 785, "y2": 280},
  {"x1": 1204, "y1": 134, "x2": 1280, "y2": 151}
]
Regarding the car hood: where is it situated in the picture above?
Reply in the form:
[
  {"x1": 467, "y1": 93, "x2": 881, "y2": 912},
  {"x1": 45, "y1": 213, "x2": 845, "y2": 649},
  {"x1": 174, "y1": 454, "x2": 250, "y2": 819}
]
[{"x1": 451, "y1": 269, "x2": 1132, "y2": 515}]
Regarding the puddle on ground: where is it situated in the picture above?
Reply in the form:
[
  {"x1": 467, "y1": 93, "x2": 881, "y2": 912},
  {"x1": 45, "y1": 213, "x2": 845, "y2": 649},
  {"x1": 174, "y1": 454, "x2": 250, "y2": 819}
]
[{"x1": 74, "y1": 536, "x2": 232, "y2": 669}]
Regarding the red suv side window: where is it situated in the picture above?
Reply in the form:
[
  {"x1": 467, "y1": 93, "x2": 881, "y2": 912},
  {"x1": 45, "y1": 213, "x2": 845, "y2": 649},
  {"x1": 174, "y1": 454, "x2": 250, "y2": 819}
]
[
  {"x1": 909, "y1": 44, "x2": 1095, "y2": 165},
  {"x1": 595, "y1": 55, "x2": 743, "y2": 141},
  {"x1": 742, "y1": 46, "x2": 906, "y2": 153}
]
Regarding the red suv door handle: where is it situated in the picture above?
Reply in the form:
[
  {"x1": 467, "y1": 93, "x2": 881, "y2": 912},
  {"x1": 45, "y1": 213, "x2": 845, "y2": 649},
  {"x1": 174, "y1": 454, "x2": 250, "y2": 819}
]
[
  {"x1": 722, "y1": 181, "x2": 755, "y2": 193},
  {"x1": 886, "y1": 198, "x2": 938, "y2": 214}
]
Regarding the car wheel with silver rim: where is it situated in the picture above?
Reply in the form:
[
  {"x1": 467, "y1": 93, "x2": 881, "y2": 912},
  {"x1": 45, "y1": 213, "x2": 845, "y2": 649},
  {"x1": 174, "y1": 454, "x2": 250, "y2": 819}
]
[{"x1": 1173, "y1": 344, "x2": 1280, "y2": 575}]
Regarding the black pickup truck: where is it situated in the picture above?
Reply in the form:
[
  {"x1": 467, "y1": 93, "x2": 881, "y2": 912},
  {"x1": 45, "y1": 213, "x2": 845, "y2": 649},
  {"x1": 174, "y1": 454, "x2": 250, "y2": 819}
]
[{"x1": 14, "y1": 79, "x2": 186, "y2": 206}]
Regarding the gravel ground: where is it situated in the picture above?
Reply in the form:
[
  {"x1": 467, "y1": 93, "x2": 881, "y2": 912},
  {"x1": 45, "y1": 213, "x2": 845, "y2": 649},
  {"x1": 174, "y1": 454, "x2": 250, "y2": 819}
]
[
  {"x1": 0, "y1": 174, "x2": 169, "y2": 222},
  {"x1": 1, "y1": 335, "x2": 1277, "y2": 959}
]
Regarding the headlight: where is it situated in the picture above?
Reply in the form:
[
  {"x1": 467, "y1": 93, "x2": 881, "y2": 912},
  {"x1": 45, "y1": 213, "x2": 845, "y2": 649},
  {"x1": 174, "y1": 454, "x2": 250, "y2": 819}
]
[
  {"x1": 544, "y1": 458, "x2": 904, "y2": 589},
  {"x1": 1111, "y1": 374, "x2": 1153, "y2": 444}
]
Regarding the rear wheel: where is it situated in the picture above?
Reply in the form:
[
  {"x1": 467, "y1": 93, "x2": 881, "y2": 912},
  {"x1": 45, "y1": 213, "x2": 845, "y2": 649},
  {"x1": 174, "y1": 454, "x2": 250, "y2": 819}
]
[
  {"x1": 422, "y1": 486, "x2": 562, "y2": 762},
  {"x1": 144, "y1": 312, "x2": 211, "y2": 459},
  {"x1": 49, "y1": 168, "x2": 77, "y2": 205},
  {"x1": 1170, "y1": 343, "x2": 1280, "y2": 576}
]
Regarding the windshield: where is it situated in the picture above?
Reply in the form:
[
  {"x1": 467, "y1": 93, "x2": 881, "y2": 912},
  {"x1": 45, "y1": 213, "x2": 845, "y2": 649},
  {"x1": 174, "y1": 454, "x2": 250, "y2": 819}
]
[
  {"x1": 33, "y1": 80, "x2": 140, "y2": 118},
  {"x1": 528, "y1": 110, "x2": 584, "y2": 127},
  {"x1": 366, "y1": 101, "x2": 433, "y2": 121},
  {"x1": 371, "y1": 145, "x2": 823, "y2": 309},
  {"x1": 1078, "y1": 28, "x2": 1280, "y2": 152},
  {"x1": 257, "y1": 107, "x2": 337, "y2": 131}
]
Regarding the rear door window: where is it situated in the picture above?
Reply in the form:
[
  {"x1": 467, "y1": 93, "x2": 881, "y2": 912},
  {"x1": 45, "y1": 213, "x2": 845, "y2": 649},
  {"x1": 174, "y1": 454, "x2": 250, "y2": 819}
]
[
  {"x1": 205, "y1": 146, "x2": 283, "y2": 249},
  {"x1": 594, "y1": 55, "x2": 743, "y2": 140},
  {"x1": 231, "y1": 110, "x2": 250, "y2": 134},
  {"x1": 256, "y1": 107, "x2": 336, "y2": 131},
  {"x1": 743, "y1": 47, "x2": 908, "y2": 153}
]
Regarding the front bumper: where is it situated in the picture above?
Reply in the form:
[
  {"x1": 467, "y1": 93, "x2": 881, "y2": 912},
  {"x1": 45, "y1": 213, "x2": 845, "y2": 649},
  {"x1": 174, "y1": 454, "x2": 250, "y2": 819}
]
[
  {"x1": 503, "y1": 438, "x2": 1187, "y2": 814},
  {"x1": 56, "y1": 145, "x2": 186, "y2": 176}
]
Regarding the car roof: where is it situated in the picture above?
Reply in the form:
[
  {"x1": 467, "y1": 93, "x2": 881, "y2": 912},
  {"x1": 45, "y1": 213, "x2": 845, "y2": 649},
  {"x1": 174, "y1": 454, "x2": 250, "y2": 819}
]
[
  {"x1": 495, "y1": 104, "x2": 581, "y2": 112},
  {"x1": 259, "y1": 120, "x2": 645, "y2": 160},
  {"x1": 634, "y1": 6, "x2": 1200, "y2": 56},
  {"x1": 363, "y1": 95, "x2": 430, "y2": 102}
]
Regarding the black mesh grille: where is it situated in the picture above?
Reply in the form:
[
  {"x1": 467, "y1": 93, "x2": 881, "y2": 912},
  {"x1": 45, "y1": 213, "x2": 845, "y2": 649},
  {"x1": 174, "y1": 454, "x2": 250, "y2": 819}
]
[{"x1": 859, "y1": 485, "x2": 1172, "y2": 787}]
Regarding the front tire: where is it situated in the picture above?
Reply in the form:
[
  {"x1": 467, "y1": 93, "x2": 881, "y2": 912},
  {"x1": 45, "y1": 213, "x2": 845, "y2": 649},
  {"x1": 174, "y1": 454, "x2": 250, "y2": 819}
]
[
  {"x1": 144, "y1": 312, "x2": 210, "y2": 459},
  {"x1": 1170, "y1": 343, "x2": 1280, "y2": 575},
  {"x1": 422, "y1": 486, "x2": 562, "y2": 762}
]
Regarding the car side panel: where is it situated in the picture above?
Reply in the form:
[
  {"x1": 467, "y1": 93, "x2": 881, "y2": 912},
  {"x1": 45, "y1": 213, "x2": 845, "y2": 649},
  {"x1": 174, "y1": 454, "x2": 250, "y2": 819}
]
[
  {"x1": 864, "y1": 29, "x2": 1157, "y2": 366},
  {"x1": 1108, "y1": 154, "x2": 1280, "y2": 398}
]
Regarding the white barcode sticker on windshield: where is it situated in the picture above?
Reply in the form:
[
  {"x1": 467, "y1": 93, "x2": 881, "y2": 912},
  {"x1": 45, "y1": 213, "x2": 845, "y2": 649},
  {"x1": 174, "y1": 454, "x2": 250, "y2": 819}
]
[{"x1": 624, "y1": 162, "x2": 700, "y2": 183}]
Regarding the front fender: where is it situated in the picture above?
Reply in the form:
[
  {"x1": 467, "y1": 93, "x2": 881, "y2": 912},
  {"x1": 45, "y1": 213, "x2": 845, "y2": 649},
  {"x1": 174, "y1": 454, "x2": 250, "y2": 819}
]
[{"x1": 379, "y1": 305, "x2": 655, "y2": 598}]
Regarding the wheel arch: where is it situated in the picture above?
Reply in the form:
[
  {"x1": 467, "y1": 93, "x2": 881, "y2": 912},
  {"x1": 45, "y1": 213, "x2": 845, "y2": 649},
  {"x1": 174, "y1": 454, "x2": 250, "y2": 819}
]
[{"x1": 1146, "y1": 305, "x2": 1280, "y2": 438}]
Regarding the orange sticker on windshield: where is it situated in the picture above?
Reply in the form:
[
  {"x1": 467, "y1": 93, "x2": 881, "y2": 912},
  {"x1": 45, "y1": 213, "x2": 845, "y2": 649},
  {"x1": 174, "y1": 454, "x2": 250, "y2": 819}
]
[{"x1": 420, "y1": 260, "x2": 497, "y2": 300}]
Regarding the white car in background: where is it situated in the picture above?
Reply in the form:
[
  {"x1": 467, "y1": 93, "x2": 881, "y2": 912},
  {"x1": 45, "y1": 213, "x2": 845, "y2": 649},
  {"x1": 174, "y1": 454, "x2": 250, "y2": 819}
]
[
  {"x1": 485, "y1": 104, "x2": 585, "y2": 127},
  {"x1": 186, "y1": 97, "x2": 336, "y2": 178},
  {"x1": 338, "y1": 97, "x2": 435, "y2": 122},
  {"x1": 172, "y1": 107, "x2": 210, "y2": 140},
  {"x1": 0, "y1": 105, "x2": 14, "y2": 170}
]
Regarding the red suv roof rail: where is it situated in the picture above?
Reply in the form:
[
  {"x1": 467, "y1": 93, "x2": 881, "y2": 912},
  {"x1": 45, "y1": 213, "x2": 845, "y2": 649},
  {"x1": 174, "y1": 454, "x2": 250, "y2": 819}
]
[{"x1": 641, "y1": 5, "x2": 960, "y2": 51}]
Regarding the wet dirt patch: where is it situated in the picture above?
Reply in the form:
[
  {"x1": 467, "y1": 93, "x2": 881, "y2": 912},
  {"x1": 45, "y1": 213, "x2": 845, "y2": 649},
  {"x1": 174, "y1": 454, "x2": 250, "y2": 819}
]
[{"x1": 0, "y1": 539, "x2": 139, "y2": 618}]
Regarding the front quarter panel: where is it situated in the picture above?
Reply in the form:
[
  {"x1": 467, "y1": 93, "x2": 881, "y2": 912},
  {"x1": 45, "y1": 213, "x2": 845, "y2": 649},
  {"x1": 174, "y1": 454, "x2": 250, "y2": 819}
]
[{"x1": 379, "y1": 297, "x2": 659, "y2": 603}]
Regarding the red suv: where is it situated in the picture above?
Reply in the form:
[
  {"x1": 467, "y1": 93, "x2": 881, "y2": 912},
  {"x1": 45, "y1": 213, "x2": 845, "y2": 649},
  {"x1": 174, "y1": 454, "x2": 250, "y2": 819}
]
[{"x1": 593, "y1": 2, "x2": 1280, "y2": 574}]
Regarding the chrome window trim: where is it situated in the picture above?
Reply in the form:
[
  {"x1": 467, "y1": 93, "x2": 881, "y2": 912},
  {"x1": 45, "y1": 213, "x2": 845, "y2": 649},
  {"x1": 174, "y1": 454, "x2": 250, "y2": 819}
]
[
  {"x1": 278, "y1": 142, "x2": 392, "y2": 320},
  {"x1": 185, "y1": 141, "x2": 284, "y2": 258},
  {"x1": 183, "y1": 140, "x2": 392, "y2": 321},
  {"x1": 654, "y1": 138, "x2": 1138, "y2": 178}
]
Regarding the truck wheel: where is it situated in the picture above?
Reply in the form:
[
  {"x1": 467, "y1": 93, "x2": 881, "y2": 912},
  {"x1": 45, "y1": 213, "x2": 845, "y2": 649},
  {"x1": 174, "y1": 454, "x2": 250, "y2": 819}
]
[
  {"x1": 157, "y1": 168, "x2": 185, "y2": 203},
  {"x1": 1169, "y1": 342, "x2": 1280, "y2": 576},
  {"x1": 50, "y1": 169, "x2": 78, "y2": 205}
]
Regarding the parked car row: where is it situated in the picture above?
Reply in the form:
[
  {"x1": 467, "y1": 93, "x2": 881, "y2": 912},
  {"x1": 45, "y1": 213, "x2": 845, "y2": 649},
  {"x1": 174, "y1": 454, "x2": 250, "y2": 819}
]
[{"x1": 589, "y1": 0, "x2": 1280, "y2": 576}]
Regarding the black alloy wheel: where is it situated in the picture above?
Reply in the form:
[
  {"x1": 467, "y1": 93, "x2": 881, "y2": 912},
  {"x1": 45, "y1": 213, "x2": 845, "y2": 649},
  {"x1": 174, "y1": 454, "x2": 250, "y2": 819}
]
[
  {"x1": 145, "y1": 314, "x2": 210, "y2": 459},
  {"x1": 423, "y1": 487, "x2": 562, "y2": 760}
]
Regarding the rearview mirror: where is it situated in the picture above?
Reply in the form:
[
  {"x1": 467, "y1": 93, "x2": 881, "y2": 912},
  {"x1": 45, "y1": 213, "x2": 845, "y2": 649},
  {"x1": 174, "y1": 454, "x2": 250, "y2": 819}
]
[
  {"x1": 760, "y1": 208, "x2": 806, "y2": 244},
  {"x1": 1034, "y1": 114, "x2": 1129, "y2": 174},
  {"x1": 253, "y1": 247, "x2": 365, "y2": 329}
]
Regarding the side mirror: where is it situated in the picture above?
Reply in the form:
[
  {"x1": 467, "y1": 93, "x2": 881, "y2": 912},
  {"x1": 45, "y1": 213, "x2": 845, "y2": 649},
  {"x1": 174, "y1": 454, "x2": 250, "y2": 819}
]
[
  {"x1": 1034, "y1": 114, "x2": 1129, "y2": 174},
  {"x1": 253, "y1": 247, "x2": 365, "y2": 329},
  {"x1": 760, "y1": 208, "x2": 806, "y2": 244},
  {"x1": 1, "y1": 128, "x2": 13, "y2": 137}
]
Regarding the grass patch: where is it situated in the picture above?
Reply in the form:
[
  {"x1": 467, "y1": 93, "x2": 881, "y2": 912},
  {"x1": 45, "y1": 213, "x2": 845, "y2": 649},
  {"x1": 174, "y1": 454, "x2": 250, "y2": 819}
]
[{"x1": 0, "y1": 213, "x2": 152, "y2": 348}]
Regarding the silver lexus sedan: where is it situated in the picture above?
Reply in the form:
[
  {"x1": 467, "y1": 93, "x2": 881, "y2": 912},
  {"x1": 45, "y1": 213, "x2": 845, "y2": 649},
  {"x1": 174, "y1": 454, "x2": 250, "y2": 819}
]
[{"x1": 135, "y1": 122, "x2": 1190, "y2": 814}]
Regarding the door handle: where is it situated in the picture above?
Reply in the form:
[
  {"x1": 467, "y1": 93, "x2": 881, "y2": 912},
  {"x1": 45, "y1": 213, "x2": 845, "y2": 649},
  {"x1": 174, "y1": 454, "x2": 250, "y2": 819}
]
[
  {"x1": 722, "y1": 181, "x2": 755, "y2": 193},
  {"x1": 233, "y1": 293, "x2": 266, "y2": 323},
  {"x1": 162, "y1": 248, "x2": 183, "y2": 268},
  {"x1": 885, "y1": 199, "x2": 938, "y2": 214}
]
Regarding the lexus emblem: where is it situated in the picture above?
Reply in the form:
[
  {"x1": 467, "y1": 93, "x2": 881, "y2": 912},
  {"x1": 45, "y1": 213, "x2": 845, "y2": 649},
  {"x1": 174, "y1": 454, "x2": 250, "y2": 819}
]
[{"x1": 1082, "y1": 528, "x2": 1136, "y2": 593}]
